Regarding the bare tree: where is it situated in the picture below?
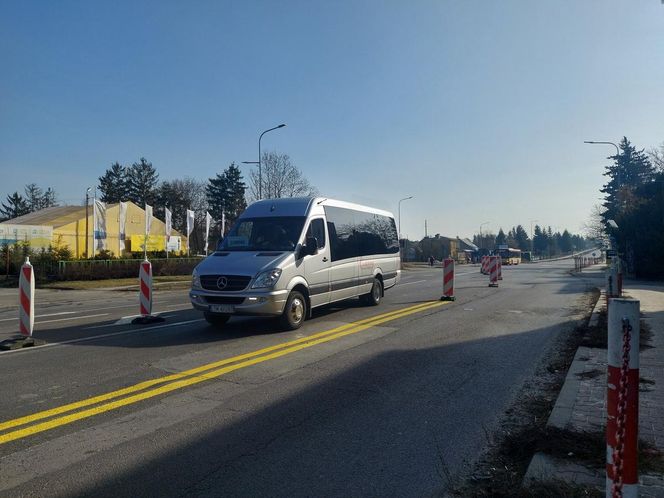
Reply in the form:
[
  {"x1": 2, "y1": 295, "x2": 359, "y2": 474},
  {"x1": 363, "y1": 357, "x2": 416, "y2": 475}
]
[
  {"x1": 582, "y1": 203, "x2": 607, "y2": 243},
  {"x1": 248, "y1": 151, "x2": 318, "y2": 201},
  {"x1": 648, "y1": 142, "x2": 664, "y2": 172},
  {"x1": 157, "y1": 177, "x2": 209, "y2": 253}
]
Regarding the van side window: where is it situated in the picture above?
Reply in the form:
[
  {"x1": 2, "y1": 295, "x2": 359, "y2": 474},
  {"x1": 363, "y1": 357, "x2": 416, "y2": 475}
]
[
  {"x1": 306, "y1": 218, "x2": 326, "y2": 249},
  {"x1": 324, "y1": 206, "x2": 399, "y2": 262}
]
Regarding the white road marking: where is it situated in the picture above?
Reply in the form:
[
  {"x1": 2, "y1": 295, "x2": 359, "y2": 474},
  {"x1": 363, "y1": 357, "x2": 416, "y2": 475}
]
[
  {"x1": 0, "y1": 319, "x2": 206, "y2": 355},
  {"x1": 36, "y1": 313, "x2": 109, "y2": 325},
  {"x1": 0, "y1": 312, "x2": 76, "y2": 323},
  {"x1": 398, "y1": 280, "x2": 427, "y2": 287}
]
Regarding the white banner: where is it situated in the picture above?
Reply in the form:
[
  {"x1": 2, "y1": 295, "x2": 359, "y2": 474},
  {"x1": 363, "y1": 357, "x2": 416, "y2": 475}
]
[
  {"x1": 165, "y1": 207, "x2": 172, "y2": 238},
  {"x1": 145, "y1": 204, "x2": 153, "y2": 236},
  {"x1": 204, "y1": 212, "x2": 213, "y2": 254},
  {"x1": 186, "y1": 209, "x2": 195, "y2": 253},
  {"x1": 119, "y1": 201, "x2": 127, "y2": 252},
  {"x1": 94, "y1": 199, "x2": 107, "y2": 251}
]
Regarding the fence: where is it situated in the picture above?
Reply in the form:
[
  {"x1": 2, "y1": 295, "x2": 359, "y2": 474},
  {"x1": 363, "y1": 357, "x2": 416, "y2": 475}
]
[{"x1": 56, "y1": 257, "x2": 203, "y2": 280}]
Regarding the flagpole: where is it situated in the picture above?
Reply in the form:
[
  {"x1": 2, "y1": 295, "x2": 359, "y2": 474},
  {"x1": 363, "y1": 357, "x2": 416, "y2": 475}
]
[
  {"x1": 118, "y1": 203, "x2": 121, "y2": 257},
  {"x1": 92, "y1": 191, "x2": 96, "y2": 259}
]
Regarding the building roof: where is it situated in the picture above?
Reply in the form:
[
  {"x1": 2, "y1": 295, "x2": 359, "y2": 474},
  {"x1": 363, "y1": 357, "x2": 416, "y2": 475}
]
[{"x1": 1, "y1": 205, "x2": 86, "y2": 228}]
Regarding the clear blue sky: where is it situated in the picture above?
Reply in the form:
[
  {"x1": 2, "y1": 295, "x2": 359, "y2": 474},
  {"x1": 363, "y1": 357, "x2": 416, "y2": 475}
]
[{"x1": 1, "y1": 0, "x2": 663, "y2": 239}]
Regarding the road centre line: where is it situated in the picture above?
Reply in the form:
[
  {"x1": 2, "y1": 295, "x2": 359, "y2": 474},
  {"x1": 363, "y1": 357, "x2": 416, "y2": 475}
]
[{"x1": 0, "y1": 301, "x2": 446, "y2": 444}]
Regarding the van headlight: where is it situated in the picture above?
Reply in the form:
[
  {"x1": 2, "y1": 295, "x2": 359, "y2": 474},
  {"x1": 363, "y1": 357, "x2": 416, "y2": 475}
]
[
  {"x1": 192, "y1": 270, "x2": 202, "y2": 289},
  {"x1": 252, "y1": 269, "x2": 282, "y2": 289}
]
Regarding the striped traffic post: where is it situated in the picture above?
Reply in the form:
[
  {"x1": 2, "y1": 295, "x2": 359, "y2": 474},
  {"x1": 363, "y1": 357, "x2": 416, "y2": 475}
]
[
  {"x1": 488, "y1": 256, "x2": 499, "y2": 287},
  {"x1": 606, "y1": 298, "x2": 639, "y2": 498},
  {"x1": 440, "y1": 258, "x2": 455, "y2": 301},
  {"x1": 140, "y1": 260, "x2": 152, "y2": 317},
  {"x1": 133, "y1": 259, "x2": 165, "y2": 324},
  {"x1": 18, "y1": 257, "x2": 35, "y2": 338},
  {"x1": 497, "y1": 256, "x2": 503, "y2": 280}
]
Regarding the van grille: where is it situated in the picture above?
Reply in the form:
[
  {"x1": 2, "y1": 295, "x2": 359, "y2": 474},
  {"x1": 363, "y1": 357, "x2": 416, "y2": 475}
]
[{"x1": 200, "y1": 275, "x2": 252, "y2": 292}]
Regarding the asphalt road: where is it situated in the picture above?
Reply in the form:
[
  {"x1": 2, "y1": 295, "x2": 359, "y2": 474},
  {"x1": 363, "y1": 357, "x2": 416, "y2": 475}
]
[{"x1": 0, "y1": 260, "x2": 598, "y2": 497}]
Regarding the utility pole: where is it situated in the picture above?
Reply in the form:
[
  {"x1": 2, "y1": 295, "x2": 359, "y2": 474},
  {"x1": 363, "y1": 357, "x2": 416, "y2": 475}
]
[{"x1": 424, "y1": 219, "x2": 428, "y2": 238}]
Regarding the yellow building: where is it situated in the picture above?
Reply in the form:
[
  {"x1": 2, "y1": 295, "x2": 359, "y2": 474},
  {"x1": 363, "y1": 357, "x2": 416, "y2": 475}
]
[{"x1": 0, "y1": 201, "x2": 186, "y2": 258}]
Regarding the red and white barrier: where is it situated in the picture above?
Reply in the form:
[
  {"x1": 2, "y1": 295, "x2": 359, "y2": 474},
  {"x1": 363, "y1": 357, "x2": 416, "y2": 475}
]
[
  {"x1": 481, "y1": 256, "x2": 489, "y2": 275},
  {"x1": 19, "y1": 257, "x2": 34, "y2": 337},
  {"x1": 133, "y1": 260, "x2": 165, "y2": 324},
  {"x1": 139, "y1": 260, "x2": 152, "y2": 317},
  {"x1": 497, "y1": 256, "x2": 503, "y2": 280},
  {"x1": 440, "y1": 258, "x2": 455, "y2": 301},
  {"x1": 488, "y1": 256, "x2": 499, "y2": 287},
  {"x1": 606, "y1": 298, "x2": 639, "y2": 498}
]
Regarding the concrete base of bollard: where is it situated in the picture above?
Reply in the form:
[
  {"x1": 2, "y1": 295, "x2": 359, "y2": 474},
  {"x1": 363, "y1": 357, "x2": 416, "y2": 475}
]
[
  {"x1": 440, "y1": 296, "x2": 456, "y2": 301},
  {"x1": 132, "y1": 315, "x2": 166, "y2": 325},
  {"x1": 488, "y1": 283, "x2": 499, "y2": 288},
  {"x1": 0, "y1": 336, "x2": 41, "y2": 351}
]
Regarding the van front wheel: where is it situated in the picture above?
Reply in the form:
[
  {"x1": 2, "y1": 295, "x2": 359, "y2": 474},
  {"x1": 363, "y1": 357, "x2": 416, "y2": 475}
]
[
  {"x1": 362, "y1": 278, "x2": 382, "y2": 306},
  {"x1": 280, "y1": 291, "x2": 307, "y2": 330}
]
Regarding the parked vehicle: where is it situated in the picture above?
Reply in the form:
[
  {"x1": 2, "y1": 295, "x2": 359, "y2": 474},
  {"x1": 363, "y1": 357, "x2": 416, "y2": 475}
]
[{"x1": 190, "y1": 197, "x2": 401, "y2": 329}]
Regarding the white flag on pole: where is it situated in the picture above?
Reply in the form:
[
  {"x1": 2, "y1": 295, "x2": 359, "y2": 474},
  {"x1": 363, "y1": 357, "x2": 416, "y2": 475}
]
[
  {"x1": 145, "y1": 204, "x2": 153, "y2": 236},
  {"x1": 119, "y1": 201, "x2": 127, "y2": 252},
  {"x1": 221, "y1": 210, "x2": 226, "y2": 237},
  {"x1": 93, "y1": 199, "x2": 107, "y2": 251},
  {"x1": 186, "y1": 209, "x2": 195, "y2": 252},
  {"x1": 204, "y1": 212, "x2": 213, "y2": 254},
  {"x1": 165, "y1": 207, "x2": 172, "y2": 252}
]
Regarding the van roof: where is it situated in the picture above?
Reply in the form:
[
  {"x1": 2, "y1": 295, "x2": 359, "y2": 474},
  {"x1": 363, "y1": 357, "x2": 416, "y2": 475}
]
[{"x1": 242, "y1": 197, "x2": 394, "y2": 219}]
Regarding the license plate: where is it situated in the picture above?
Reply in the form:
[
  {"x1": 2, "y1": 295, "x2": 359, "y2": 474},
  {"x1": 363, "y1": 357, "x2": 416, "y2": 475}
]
[{"x1": 210, "y1": 304, "x2": 234, "y2": 313}]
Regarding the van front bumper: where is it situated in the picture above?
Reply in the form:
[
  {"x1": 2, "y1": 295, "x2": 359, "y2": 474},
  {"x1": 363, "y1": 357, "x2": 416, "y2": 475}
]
[{"x1": 189, "y1": 289, "x2": 290, "y2": 316}]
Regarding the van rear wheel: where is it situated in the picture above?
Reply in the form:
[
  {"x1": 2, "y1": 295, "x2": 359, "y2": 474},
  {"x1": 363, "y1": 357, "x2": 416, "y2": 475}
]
[
  {"x1": 362, "y1": 278, "x2": 382, "y2": 306},
  {"x1": 280, "y1": 291, "x2": 307, "y2": 330}
]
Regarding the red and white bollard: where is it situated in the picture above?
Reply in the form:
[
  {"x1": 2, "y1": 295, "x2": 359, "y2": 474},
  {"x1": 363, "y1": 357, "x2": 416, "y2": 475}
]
[
  {"x1": 606, "y1": 298, "x2": 640, "y2": 498},
  {"x1": 18, "y1": 257, "x2": 35, "y2": 338},
  {"x1": 488, "y1": 256, "x2": 499, "y2": 287},
  {"x1": 440, "y1": 258, "x2": 455, "y2": 301},
  {"x1": 497, "y1": 256, "x2": 503, "y2": 280},
  {"x1": 481, "y1": 256, "x2": 489, "y2": 275},
  {"x1": 133, "y1": 259, "x2": 165, "y2": 324}
]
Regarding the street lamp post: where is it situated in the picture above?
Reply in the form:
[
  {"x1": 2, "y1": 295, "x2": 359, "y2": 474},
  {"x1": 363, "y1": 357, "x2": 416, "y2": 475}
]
[
  {"x1": 479, "y1": 221, "x2": 490, "y2": 251},
  {"x1": 398, "y1": 196, "x2": 413, "y2": 240},
  {"x1": 530, "y1": 219, "x2": 539, "y2": 254},
  {"x1": 243, "y1": 124, "x2": 286, "y2": 200}
]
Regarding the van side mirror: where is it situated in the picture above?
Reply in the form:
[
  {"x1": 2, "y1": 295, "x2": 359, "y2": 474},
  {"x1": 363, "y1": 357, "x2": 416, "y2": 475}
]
[{"x1": 305, "y1": 237, "x2": 319, "y2": 256}]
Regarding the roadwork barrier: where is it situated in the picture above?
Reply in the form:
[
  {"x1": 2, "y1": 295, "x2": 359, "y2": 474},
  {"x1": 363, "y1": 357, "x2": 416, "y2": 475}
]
[
  {"x1": 440, "y1": 258, "x2": 455, "y2": 301},
  {"x1": 488, "y1": 256, "x2": 498, "y2": 287},
  {"x1": 606, "y1": 298, "x2": 640, "y2": 498},
  {"x1": 19, "y1": 257, "x2": 34, "y2": 338},
  {"x1": 132, "y1": 259, "x2": 165, "y2": 325}
]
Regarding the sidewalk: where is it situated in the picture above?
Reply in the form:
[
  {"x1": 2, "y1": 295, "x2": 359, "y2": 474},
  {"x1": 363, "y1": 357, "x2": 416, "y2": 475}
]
[{"x1": 524, "y1": 274, "x2": 664, "y2": 496}]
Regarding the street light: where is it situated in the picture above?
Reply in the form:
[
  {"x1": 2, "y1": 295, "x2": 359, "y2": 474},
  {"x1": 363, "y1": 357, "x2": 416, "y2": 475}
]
[
  {"x1": 398, "y1": 196, "x2": 413, "y2": 240},
  {"x1": 479, "y1": 221, "x2": 490, "y2": 250},
  {"x1": 584, "y1": 140, "x2": 620, "y2": 157},
  {"x1": 243, "y1": 123, "x2": 286, "y2": 200},
  {"x1": 530, "y1": 219, "x2": 539, "y2": 253}
]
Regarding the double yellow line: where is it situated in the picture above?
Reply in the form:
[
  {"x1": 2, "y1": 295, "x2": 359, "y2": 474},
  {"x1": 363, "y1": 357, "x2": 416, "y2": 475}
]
[{"x1": 0, "y1": 300, "x2": 445, "y2": 445}]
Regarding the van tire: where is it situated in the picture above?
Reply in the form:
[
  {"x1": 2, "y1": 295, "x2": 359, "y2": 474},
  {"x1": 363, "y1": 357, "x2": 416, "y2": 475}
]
[
  {"x1": 280, "y1": 291, "x2": 307, "y2": 330},
  {"x1": 204, "y1": 312, "x2": 230, "y2": 327},
  {"x1": 362, "y1": 278, "x2": 382, "y2": 306}
]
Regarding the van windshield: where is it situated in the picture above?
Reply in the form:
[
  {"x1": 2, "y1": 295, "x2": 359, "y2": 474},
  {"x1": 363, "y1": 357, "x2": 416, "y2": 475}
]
[{"x1": 219, "y1": 217, "x2": 306, "y2": 252}]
